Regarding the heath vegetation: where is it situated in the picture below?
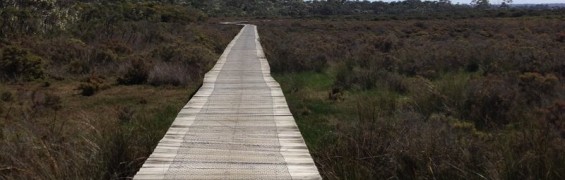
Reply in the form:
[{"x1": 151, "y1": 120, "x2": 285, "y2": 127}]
[
  {"x1": 0, "y1": 1, "x2": 238, "y2": 179},
  {"x1": 2, "y1": 0, "x2": 564, "y2": 179},
  {"x1": 258, "y1": 16, "x2": 564, "y2": 179}
]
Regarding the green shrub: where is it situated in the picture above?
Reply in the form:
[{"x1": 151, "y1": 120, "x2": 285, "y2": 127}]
[{"x1": 0, "y1": 46, "x2": 44, "y2": 81}]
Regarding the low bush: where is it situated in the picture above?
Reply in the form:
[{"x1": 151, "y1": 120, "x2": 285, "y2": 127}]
[
  {"x1": 464, "y1": 76, "x2": 521, "y2": 129},
  {"x1": 31, "y1": 92, "x2": 63, "y2": 111},
  {"x1": 0, "y1": 46, "x2": 44, "y2": 81},
  {"x1": 519, "y1": 72, "x2": 559, "y2": 104},
  {"x1": 151, "y1": 44, "x2": 217, "y2": 83},
  {"x1": 117, "y1": 58, "x2": 150, "y2": 85},
  {"x1": 1, "y1": 91, "x2": 13, "y2": 102},
  {"x1": 67, "y1": 59, "x2": 90, "y2": 74},
  {"x1": 78, "y1": 83, "x2": 97, "y2": 96},
  {"x1": 91, "y1": 48, "x2": 118, "y2": 66},
  {"x1": 77, "y1": 75, "x2": 107, "y2": 96},
  {"x1": 540, "y1": 101, "x2": 565, "y2": 138},
  {"x1": 148, "y1": 62, "x2": 191, "y2": 86}
]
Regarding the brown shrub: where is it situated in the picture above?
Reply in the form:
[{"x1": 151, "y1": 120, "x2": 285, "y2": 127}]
[
  {"x1": 67, "y1": 59, "x2": 90, "y2": 74},
  {"x1": 117, "y1": 58, "x2": 150, "y2": 85},
  {"x1": 31, "y1": 91, "x2": 63, "y2": 111},
  {"x1": 519, "y1": 72, "x2": 559, "y2": 104},
  {"x1": 103, "y1": 40, "x2": 133, "y2": 55},
  {"x1": 557, "y1": 32, "x2": 565, "y2": 42},
  {"x1": 541, "y1": 101, "x2": 565, "y2": 138},
  {"x1": 1, "y1": 91, "x2": 13, "y2": 102},
  {"x1": 91, "y1": 48, "x2": 118, "y2": 65},
  {"x1": 77, "y1": 75, "x2": 106, "y2": 96},
  {"x1": 464, "y1": 76, "x2": 519, "y2": 129},
  {"x1": 148, "y1": 62, "x2": 191, "y2": 86}
]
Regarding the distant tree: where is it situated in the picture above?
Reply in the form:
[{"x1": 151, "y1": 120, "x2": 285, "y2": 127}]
[
  {"x1": 500, "y1": 0, "x2": 512, "y2": 8},
  {"x1": 439, "y1": 0, "x2": 451, "y2": 5},
  {"x1": 280, "y1": 0, "x2": 307, "y2": 17},
  {"x1": 472, "y1": 0, "x2": 490, "y2": 9}
]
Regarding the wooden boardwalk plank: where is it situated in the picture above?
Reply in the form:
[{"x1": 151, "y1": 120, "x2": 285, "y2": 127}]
[{"x1": 133, "y1": 24, "x2": 321, "y2": 179}]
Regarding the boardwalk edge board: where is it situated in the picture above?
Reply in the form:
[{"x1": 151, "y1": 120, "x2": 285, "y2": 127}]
[{"x1": 134, "y1": 24, "x2": 321, "y2": 179}]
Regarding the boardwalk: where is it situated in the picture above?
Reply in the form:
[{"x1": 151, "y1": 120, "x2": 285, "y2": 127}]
[{"x1": 134, "y1": 25, "x2": 321, "y2": 179}]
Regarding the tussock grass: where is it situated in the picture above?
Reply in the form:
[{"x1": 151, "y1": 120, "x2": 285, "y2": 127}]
[{"x1": 0, "y1": 81, "x2": 198, "y2": 179}]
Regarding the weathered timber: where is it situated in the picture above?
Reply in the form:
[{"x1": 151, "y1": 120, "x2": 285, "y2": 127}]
[{"x1": 134, "y1": 25, "x2": 321, "y2": 180}]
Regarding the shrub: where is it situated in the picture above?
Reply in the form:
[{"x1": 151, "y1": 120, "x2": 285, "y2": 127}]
[
  {"x1": 1, "y1": 91, "x2": 13, "y2": 102},
  {"x1": 148, "y1": 62, "x2": 190, "y2": 86},
  {"x1": 519, "y1": 72, "x2": 559, "y2": 104},
  {"x1": 0, "y1": 46, "x2": 44, "y2": 81},
  {"x1": 103, "y1": 40, "x2": 132, "y2": 56},
  {"x1": 31, "y1": 92, "x2": 63, "y2": 111},
  {"x1": 328, "y1": 87, "x2": 344, "y2": 102},
  {"x1": 38, "y1": 38, "x2": 89, "y2": 66},
  {"x1": 540, "y1": 101, "x2": 565, "y2": 138},
  {"x1": 91, "y1": 48, "x2": 118, "y2": 65},
  {"x1": 381, "y1": 72, "x2": 407, "y2": 94},
  {"x1": 464, "y1": 77, "x2": 519, "y2": 129},
  {"x1": 404, "y1": 76, "x2": 446, "y2": 116},
  {"x1": 374, "y1": 33, "x2": 400, "y2": 53},
  {"x1": 77, "y1": 75, "x2": 106, "y2": 96},
  {"x1": 44, "y1": 94, "x2": 63, "y2": 111},
  {"x1": 557, "y1": 32, "x2": 565, "y2": 43},
  {"x1": 117, "y1": 58, "x2": 150, "y2": 85},
  {"x1": 334, "y1": 65, "x2": 356, "y2": 89},
  {"x1": 151, "y1": 45, "x2": 216, "y2": 82},
  {"x1": 67, "y1": 59, "x2": 90, "y2": 74},
  {"x1": 116, "y1": 106, "x2": 134, "y2": 125},
  {"x1": 78, "y1": 83, "x2": 97, "y2": 96}
]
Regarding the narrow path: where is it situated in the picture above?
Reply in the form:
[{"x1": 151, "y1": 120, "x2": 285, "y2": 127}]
[{"x1": 134, "y1": 25, "x2": 321, "y2": 179}]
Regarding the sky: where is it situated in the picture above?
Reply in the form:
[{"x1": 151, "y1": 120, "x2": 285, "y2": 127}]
[{"x1": 375, "y1": 0, "x2": 565, "y2": 4}]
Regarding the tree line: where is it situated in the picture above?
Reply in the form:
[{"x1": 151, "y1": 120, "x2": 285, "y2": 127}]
[{"x1": 1, "y1": 0, "x2": 563, "y2": 38}]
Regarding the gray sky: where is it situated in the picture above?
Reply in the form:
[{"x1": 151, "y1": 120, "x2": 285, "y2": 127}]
[{"x1": 376, "y1": 0, "x2": 564, "y2": 4}]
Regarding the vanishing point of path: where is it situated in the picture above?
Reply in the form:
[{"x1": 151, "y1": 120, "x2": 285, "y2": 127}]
[{"x1": 134, "y1": 25, "x2": 321, "y2": 179}]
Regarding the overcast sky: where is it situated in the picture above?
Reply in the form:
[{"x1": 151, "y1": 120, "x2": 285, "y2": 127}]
[{"x1": 376, "y1": 0, "x2": 564, "y2": 4}]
